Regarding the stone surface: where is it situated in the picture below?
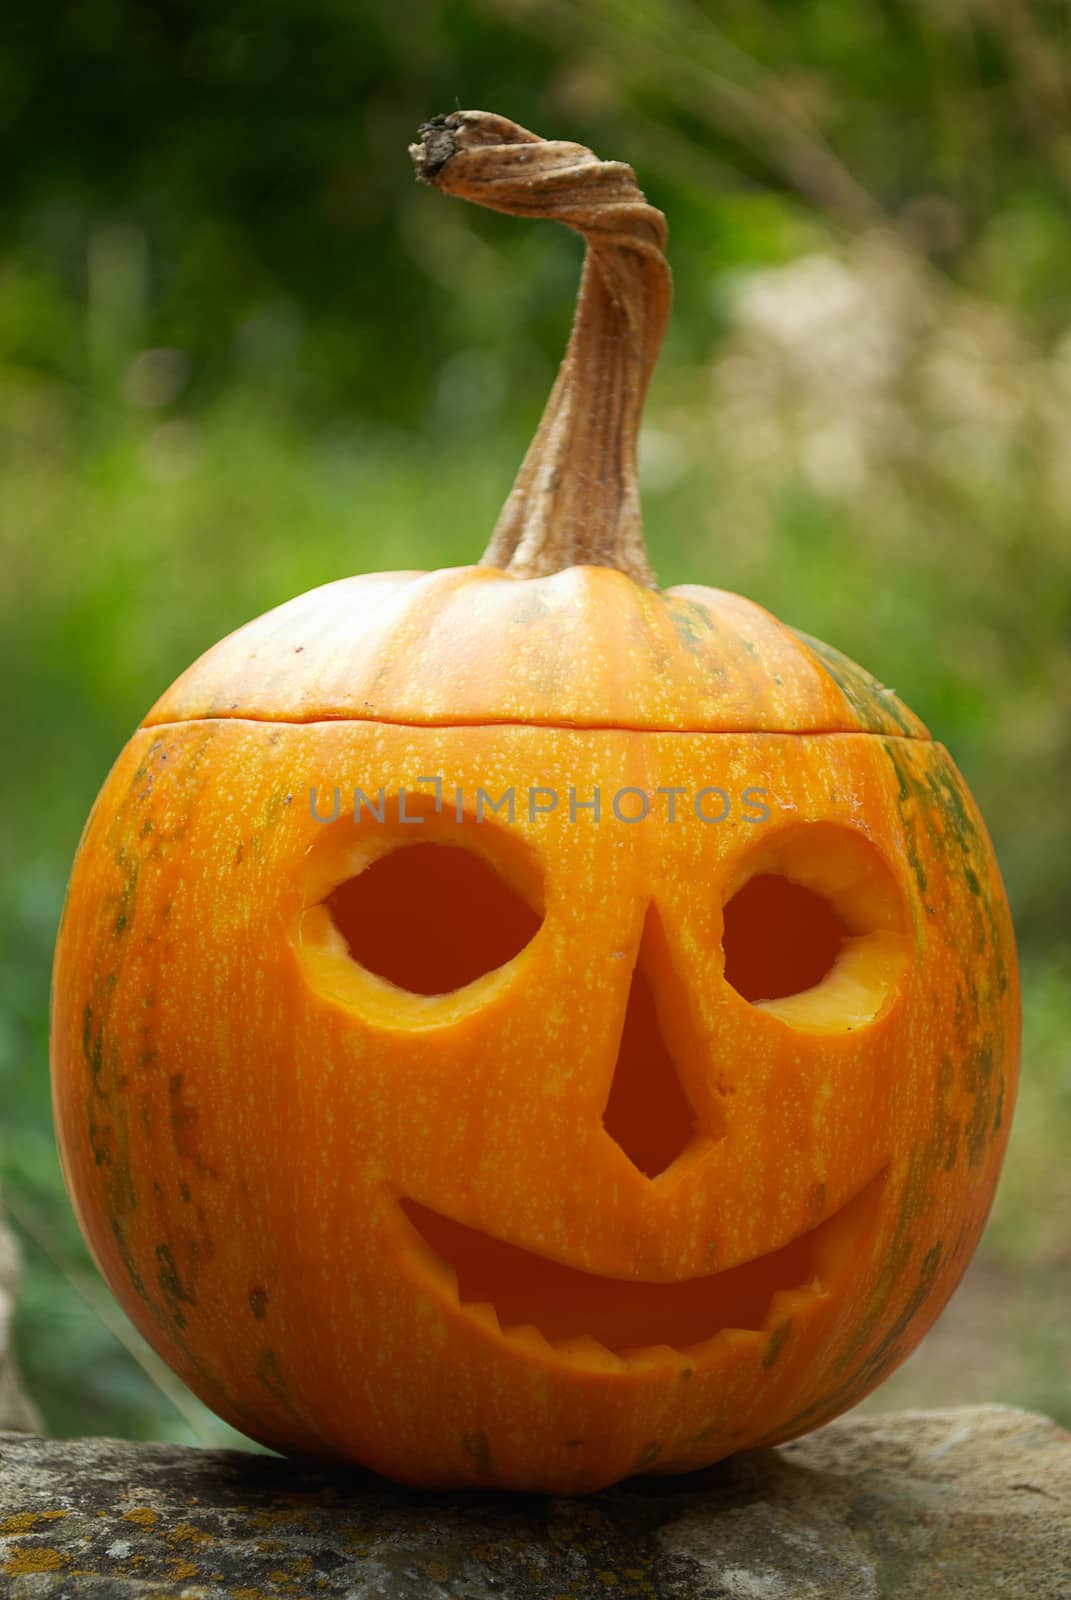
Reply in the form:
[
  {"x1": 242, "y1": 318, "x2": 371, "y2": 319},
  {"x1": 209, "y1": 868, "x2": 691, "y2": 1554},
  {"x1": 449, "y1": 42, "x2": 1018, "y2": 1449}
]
[
  {"x1": 0, "y1": 1214, "x2": 42, "y2": 1436},
  {"x1": 1, "y1": 1405, "x2": 1069, "y2": 1598}
]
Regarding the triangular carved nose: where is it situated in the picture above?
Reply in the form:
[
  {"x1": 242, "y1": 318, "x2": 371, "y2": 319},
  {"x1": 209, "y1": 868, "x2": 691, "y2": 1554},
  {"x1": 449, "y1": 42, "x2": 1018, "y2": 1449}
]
[{"x1": 601, "y1": 916, "x2": 699, "y2": 1179}]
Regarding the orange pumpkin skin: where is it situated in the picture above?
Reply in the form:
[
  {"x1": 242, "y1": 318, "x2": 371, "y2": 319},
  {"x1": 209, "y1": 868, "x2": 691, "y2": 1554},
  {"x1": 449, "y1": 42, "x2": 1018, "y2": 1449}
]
[{"x1": 50, "y1": 565, "x2": 1019, "y2": 1492}]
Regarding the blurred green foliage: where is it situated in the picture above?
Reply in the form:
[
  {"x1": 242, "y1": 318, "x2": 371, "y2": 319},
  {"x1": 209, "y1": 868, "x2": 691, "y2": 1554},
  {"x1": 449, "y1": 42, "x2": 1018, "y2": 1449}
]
[{"x1": 1, "y1": 0, "x2": 1068, "y2": 1443}]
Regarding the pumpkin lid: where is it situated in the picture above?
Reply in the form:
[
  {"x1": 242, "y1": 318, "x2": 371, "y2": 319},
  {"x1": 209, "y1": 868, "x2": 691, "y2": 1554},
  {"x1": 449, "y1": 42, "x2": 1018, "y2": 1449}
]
[{"x1": 142, "y1": 565, "x2": 928, "y2": 736}]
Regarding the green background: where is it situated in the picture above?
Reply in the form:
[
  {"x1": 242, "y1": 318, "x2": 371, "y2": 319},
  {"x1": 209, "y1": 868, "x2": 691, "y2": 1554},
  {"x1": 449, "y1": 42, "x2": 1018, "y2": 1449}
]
[{"x1": 1, "y1": 0, "x2": 1068, "y2": 1446}]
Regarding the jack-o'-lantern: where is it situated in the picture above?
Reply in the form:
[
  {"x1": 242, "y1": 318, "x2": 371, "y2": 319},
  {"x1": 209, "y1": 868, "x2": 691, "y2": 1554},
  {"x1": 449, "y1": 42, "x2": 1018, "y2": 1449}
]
[{"x1": 50, "y1": 112, "x2": 1019, "y2": 1493}]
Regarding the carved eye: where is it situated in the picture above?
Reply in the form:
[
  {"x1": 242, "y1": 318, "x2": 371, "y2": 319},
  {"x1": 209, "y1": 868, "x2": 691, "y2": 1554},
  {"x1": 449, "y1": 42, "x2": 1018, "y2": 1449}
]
[
  {"x1": 326, "y1": 842, "x2": 541, "y2": 995},
  {"x1": 721, "y1": 825, "x2": 909, "y2": 1031},
  {"x1": 295, "y1": 806, "x2": 544, "y2": 1018}
]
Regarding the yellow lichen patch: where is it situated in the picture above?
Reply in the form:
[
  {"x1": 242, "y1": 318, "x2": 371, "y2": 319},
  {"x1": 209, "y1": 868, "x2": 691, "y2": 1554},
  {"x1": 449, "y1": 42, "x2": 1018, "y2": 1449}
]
[
  {"x1": 122, "y1": 1506, "x2": 159, "y2": 1528},
  {"x1": 0, "y1": 1510, "x2": 67, "y2": 1534},
  {"x1": 3, "y1": 1546, "x2": 69, "y2": 1575},
  {"x1": 167, "y1": 1519, "x2": 216, "y2": 1547},
  {"x1": 168, "y1": 1557, "x2": 201, "y2": 1580}
]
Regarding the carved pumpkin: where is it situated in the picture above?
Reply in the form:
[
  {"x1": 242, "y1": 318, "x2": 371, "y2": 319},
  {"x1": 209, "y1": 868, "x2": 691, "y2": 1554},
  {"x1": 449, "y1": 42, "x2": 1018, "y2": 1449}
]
[{"x1": 50, "y1": 112, "x2": 1019, "y2": 1492}]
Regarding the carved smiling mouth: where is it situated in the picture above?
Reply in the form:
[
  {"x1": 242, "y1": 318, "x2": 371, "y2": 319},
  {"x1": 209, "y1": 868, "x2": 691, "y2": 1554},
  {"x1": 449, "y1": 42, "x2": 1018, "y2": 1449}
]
[{"x1": 400, "y1": 1172, "x2": 885, "y2": 1360}]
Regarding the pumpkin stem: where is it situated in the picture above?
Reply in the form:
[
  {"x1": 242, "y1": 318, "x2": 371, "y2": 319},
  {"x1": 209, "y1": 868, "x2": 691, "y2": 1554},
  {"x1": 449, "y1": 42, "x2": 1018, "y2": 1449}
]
[{"x1": 410, "y1": 111, "x2": 670, "y2": 586}]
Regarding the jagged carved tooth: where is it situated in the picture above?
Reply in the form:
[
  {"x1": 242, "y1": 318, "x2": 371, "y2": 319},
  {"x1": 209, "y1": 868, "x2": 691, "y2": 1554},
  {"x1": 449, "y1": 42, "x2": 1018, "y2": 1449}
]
[
  {"x1": 764, "y1": 1286, "x2": 822, "y2": 1330},
  {"x1": 501, "y1": 1322, "x2": 555, "y2": 1358},
  {"x1": 457, "y1": 1292, "x2": 502, "y2": 1331},
  {"x1": 549, "y1": 1333, "x2": 626, "y2": 1371},
  {"x1": 458, "y1": 1298, "x2": 502, "y2": 1335},
  {"x1": 617, "y1": 1341, "x2": 688, "y2": 1372},
  {"x1": 679, "y1": 1326, "x2": 763, "y2": 1359}
]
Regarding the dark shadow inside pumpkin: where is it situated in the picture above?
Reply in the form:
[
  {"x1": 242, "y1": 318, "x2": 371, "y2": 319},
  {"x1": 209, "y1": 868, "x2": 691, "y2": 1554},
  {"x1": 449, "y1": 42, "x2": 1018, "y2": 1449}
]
[
  {"x1": 325, "y1": 842, "x2": 541, "y2": 994},
  {"x1": 722, "y1": 874, "x2": 849, "y2": 1003},
  {"x1": 401, "y1": 1170, "x2": 883, "y2": 1353}
]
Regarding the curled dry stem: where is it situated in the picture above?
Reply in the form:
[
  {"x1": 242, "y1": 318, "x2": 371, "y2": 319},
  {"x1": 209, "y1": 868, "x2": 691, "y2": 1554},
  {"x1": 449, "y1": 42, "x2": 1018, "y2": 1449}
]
[{"x1": 411, "y1": 110, "x2": 671, "y2": 586}]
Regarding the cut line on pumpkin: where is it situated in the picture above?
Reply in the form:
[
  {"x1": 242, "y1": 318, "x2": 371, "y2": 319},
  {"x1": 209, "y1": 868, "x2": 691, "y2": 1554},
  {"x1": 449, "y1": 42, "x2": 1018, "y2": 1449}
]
[
  {"x1": 140, "y1": 714, "x2": 932, "y2": 739},
  {"x1": 398, "y1": 1169, "x2": 886, "y2": 1364}
]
